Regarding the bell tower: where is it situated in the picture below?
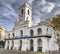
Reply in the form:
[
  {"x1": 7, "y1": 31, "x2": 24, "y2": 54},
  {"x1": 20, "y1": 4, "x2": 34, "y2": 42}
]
[{"x1": 19, "y1": 3, "x2": 32, "y2": 27}]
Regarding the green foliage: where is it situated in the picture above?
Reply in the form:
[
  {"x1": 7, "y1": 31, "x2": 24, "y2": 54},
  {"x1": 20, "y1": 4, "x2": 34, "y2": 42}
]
[
  {"x1": 51, "y1": 14, "x2": 60, "y2": 30},
  {"x1": 51, "y1": 14, "x2": 60, "y2": 50},
  {"x1": 0, "y1": 40, "x2": 5, "y2": 47}
]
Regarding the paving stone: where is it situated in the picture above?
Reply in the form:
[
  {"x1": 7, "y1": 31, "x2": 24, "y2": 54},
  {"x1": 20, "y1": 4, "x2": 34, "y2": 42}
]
[{"x1": 0, "y1": 49, "x2": 32, "y2": 54}]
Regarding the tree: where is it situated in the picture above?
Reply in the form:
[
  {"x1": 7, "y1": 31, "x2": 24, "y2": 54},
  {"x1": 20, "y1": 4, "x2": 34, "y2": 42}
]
[
  {"x1": 51, "y1": 14, "x2": 60, "y2": 50},
  {"x1": 56, "y1": 36, "x2": 60, "y2": 50},
  {"x1": 51, "y1": 14, "x2": 60, "y2": 30},
  {"x1": 0, "y1": 40, "x2": 5, "y2": 48}
]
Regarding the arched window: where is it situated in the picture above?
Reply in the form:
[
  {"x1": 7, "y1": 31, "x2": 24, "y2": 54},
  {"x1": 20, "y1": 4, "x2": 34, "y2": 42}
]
[
  {"x1": 21, "y1": 9, "x2": 23, "y2": 14},
  {"x1": 21, "y1": 30, "x2": 23, "y2": 36},
  {"x1": 30, "y1": 39, "x2": 33, "y2": 46},
  {"x1": 12, "y1": 40, "x2": 14, "y2": 46},
  {"x1": 38, "y1": 39, "x2": 42, "y2": 47},
  {"x1": 28, "y1": 10, "x2": 29, "y2": 15},
  {"x1": 37, "y1": 28, "x2": 42, "y2": 35},
  {"x1": 20, "y1": 40, "x2": 22, "y2": 47},
  {"x1": 30, "y1": 30, "x2": 34, "y2": 37},
  {"x1": 12, "y1": 33, "x2": 15, "y2": 37},
  {"x1": 7, "y1": 41, "x2": 9, "y2": 49},
  {"x1": 8, "y1": 34, "x2": 10, "y2": 39},
  {"x1": 38, "y1": 39, "x2": 42, "y2": 51},
  {"x1": 47, "y1": 28, "x2": 48, "y2": 32},
  {"x1": 30, "y1": 39, "x2": 34, "y2": 51},
  {"x1": 19, "y1": 40, "x2": 22, "y2": 50},
  {"x1": 11, "y1": 40, "x2": 14, "y2": 49}
]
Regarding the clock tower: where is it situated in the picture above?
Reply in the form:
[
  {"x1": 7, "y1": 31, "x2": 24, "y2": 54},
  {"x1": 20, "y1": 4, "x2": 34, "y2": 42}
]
[{"x1": 19, "y1": 3, "x2": 32, "y2": 27}]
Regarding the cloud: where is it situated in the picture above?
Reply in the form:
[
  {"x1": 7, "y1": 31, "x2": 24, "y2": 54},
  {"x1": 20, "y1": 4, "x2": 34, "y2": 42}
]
[
  {"x1": 54, "y1": 10, "x2": 60, "y2": 16},
  {"x1": 0, "y1": 0, "x2": 18, "y2": 30},
  {"x1": 0, "y1": 0, "x2": 60, "y2": 30},
  {"x1": 57, "y1": 4, "x2": 60, "y2": 7},
  {"x1": 41, "y1": 0, "x2": 46, "y2": 5},
  {"x1": 28, "y1": 0, "x2": 34, "y2": 4},
  {"x1": 1, "y1": 0, "x2": 17, "y2": 4},
  {"x1": 41, "y1": 2, "x2": 55, "y2": 13},
  {"x1": 2, "y1": 1, "x2": 18, "y2": 21}
]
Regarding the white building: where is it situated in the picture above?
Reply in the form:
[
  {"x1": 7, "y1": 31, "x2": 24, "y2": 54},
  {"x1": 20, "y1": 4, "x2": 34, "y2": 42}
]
[
  {"x1": 5, "y1": 3, "x2": 59, "y2": 52},
  {"x1": 0, "y1": 26, "x2": 6, "y2": 41}
]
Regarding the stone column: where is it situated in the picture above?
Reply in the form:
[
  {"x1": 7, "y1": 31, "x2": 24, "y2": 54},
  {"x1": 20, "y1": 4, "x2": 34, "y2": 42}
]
[
  {"x1": 34, "y1": 38, "x2": 38, "y2": 52},
  {"x1": 42, "y1": 37, "x2": 49, "y2": 52},
  {"x1": 9, "y1": 40, "x2": 11, "y2": 49},
  {"x1": 28, "y1": 39, "x2": 30, "y2": 51},
  {"x1": 22, "y1": 39, "x2": 27, "y2": 51},
  {"x1": 5, "y1": 41, "x2": 8, "y2": 49}
]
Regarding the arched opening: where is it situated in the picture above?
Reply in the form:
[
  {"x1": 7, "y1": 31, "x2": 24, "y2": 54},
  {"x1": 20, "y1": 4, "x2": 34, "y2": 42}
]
[
  {"x1": 20, "y1": 30, "x2": 23, "y2": 36},
  {"x1": 12, "y1": 33, "x2": 15, "y2": 37},
  {"x1": 37, "y1": 28, "x2": 42, "y2": 36},
  {"x1": 11, "y1": 40, "x2": 14, "y2": 50},
  {"x1": 28, "y1": 9, "x2": 30, "y2": 15},
  {"x1": 47, "y1": 28, "x2": 48, "y2": 32},
  {"x1": 19, "y1": 40, "x2": 22, "y2": 50},
  {"x1": 46, "y1": 28, "x2": 48, "y2": 34},
  {"x1": 30, "y1": 39, "x2": 34, "y2": 51},
  {"x1": 7, "y1": 41, "x2": 9, "y2": 49},
  {"x1": 26, "y1": 17, "x2": 29, "y2": 21},
  {"x1": 30, "y1": 30, "x2": 34, "y2": 37},
  {"x1": 21, "y1": 9, "x2": 23, "y2": 14},
  {"x1": 8, "y1": 34, "x2": 10, "y2": 39},
  {"x1": 38, "y1": 39, "x2": 42, "y2": 51}
]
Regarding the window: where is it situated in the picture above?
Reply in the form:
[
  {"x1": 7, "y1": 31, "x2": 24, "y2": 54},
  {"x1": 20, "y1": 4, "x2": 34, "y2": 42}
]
[
  {"x1": 38, "y1": 39, "x2": 42, "y2": 51},
  {"x1": 38, "y1": 39, "x2": 42, "y2": 47},
  {"x1": 8, "y1": 34, "x2": 10, "y2": 39},
  {"x1": 30, "y1": 30, "x2": 34, "y2": 37},
  {"x1": 30, "y1": 39, "x2": 33, "y2": 47},
  {"x1": 28, "y1": 10, "x2": 29, "y2": 15},
  {"x1": 12, "y1": 33, "x2": 15, "y2": 37},
  {"x1": 21, "y1": 30, "x2": 23, "y2": 36},
  {"x1": 30, "y1": 39, "x2": 34, "y2": 51},
  {"x1": 21, "y1": 9, "x2": 23, "y2": 14},
  {"x1": 57, "y1": 33, "x2": 59, "y2": 36},
  {"x1": 37, "y1": 28, "x2": 42, "y2": 35},
  {"x1": 47, "y1": 28, "x2": 48, "y2": 32}
]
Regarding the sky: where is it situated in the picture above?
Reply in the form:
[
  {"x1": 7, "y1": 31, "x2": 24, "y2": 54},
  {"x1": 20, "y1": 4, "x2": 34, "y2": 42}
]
[{"x1": 0, "y1": 0, "x2": 60, "y2": 31}]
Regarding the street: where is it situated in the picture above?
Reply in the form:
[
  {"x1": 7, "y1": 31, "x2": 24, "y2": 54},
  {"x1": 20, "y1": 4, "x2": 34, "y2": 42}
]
[{"x1": 0, "y1": 49, "x2": 31, "y2": 54}]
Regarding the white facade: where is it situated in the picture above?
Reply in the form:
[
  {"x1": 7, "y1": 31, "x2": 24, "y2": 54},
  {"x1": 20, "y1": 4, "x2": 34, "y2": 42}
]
[
  {"x1": 0, "y1": 26, "x2": 6, "y2": 41},
  {"x1": 5, "y1": 3, "x2": 59, "y2": 52}
]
